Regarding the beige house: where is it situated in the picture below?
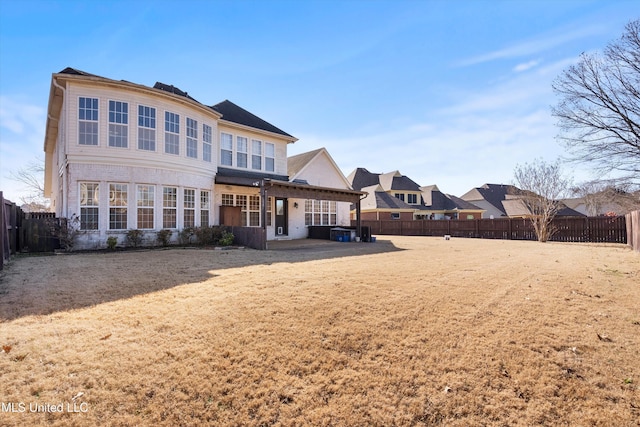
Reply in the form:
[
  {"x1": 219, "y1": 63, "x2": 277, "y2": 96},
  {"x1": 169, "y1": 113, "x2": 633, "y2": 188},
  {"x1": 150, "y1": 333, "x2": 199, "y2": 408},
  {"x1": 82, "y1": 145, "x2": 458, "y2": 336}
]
[{"x1": 43, "y1": 68, "x2": 361, "y2": 249}]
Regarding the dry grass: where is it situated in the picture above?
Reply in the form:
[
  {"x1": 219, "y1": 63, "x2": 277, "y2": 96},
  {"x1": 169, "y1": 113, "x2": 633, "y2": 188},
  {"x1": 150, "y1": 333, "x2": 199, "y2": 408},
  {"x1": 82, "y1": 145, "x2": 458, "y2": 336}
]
[{"x1": 0, "y1": 236, "x2": 639, "y2": 426}]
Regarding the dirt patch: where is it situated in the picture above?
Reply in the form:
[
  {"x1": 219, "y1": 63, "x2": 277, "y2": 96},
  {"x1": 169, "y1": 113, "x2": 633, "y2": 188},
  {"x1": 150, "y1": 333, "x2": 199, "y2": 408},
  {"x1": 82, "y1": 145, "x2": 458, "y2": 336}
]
[{"x1": 1, "y1": 237, "x2": 638, "y2": 426}]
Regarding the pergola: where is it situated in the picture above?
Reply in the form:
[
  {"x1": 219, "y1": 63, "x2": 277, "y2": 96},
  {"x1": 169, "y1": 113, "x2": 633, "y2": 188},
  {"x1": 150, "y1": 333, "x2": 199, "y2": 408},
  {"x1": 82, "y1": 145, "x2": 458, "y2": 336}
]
[{"x1": 215, "y1": 171, "x2": 366, "y2": 249}]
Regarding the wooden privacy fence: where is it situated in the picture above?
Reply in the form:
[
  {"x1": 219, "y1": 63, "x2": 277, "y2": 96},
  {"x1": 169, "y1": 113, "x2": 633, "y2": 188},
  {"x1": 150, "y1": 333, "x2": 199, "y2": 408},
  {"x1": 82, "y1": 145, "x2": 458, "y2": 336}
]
[
  {"x1": 626, "y1": 210, "x2": 640, "y2": 252},
  {"x1": 353, "y1": 216, "x2": 627, "y2": 244},
  {"x1": 1, "y1": 192, "x2": 61, "y2": 269}
]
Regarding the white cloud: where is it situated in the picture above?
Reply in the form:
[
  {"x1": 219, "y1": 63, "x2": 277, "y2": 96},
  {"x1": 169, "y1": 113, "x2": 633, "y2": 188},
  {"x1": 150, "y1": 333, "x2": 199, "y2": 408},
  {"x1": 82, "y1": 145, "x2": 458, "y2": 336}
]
[
  {"x1": 513, "y1": 59, "x2": 541, "y2": 72},
  {"x1": 457, "y1": 24, "x2": 604, "y2": 67}
]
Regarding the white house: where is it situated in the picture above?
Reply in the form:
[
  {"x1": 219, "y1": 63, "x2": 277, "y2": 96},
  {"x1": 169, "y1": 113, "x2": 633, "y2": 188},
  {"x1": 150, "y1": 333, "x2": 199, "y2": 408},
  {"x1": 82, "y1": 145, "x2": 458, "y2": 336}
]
[{"x1": 43, "y1": 68, "x2": 362, "y2": 249}]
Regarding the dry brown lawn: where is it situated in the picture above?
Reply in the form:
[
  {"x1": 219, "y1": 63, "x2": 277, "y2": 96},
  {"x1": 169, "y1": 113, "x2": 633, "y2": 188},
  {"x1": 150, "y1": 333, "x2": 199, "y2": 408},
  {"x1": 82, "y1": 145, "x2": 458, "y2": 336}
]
[{"x1": 0, "y1": 236, "x2": 639, "y2": 426}]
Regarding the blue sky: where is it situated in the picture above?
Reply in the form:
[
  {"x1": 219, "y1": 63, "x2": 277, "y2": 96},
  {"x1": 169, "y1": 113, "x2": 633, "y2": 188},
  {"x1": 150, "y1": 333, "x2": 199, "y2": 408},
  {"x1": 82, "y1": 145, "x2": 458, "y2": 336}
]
[{"x1": 0, "y1": 0, "x2": 638, "y2": 203}]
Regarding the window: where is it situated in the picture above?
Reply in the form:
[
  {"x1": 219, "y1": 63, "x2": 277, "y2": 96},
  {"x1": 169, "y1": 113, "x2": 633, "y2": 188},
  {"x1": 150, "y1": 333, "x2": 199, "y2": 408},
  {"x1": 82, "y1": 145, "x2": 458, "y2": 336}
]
[
  {"x1": 407, "y1": 194, "x2": 417, "y2": 204},
  {"x1": 265, "y1": 143, "x2": 275, "y2": 172},
  {"x1": 138, "y1": 105, "x2": 156, "y2": 151},
  {"x1": 203, "y1": 124, "x2": 212, "y2": 162},
  {"x1": 249, "y1": 195, "x2": 260, "y2": 227},
  {"x1": 163, "y1": 187, "x2": 177, "y2": 228},
  {"x1": 186, "y1": 118, "x2": 197, "y2": 158},
  {"x1": 79, "y1": 97, "x2": 98, "y2": 145},
  {"x1": 267, "y1": 197, "x2": 272, "y2": 226},
  {"x1": 221, "y1": 133, "x2": 233, "y2": 166},
  {"x1": 236, "y1": 195, "x2": 247, "y2": 226},
  {"x1": 137, "y1": 185, "x2": 155, "y2": 229},
  {"x1": 184, "y1": 188, "x2": 195, "y2": 228},
  {"x1": 237, "y1": 136, "x2": 248, "y2": 168},
  {"x1": 221, "y1": 194, "x2": 261, "y2": 227},
  {"x1": 80, "y1": 183, "x2": 99, "y2": 230},
  {"x1": 200, "y1": 190, "x2": 210, "y2": 227},
  {"x1": 165, "y1": 112, "x2": 180, "y2": 155},
  {"x1": 252, "y1": 139, "x2": 262, "y2": 170},
  {"x1": 304, "y1": 200, "x2": 337, "y2": 226},
  {"x1": 391, "y1": 212, "x2": 400, "y2": 220},
  {"x1": 395, "y1": 193, "x2": 405, "y2": 202},
  {"x1": 109, "y1": 184, "x2": 128, "y2": 230},
  {"x1": 108, "y1": 101, "x2": 128, "y2": 148}
]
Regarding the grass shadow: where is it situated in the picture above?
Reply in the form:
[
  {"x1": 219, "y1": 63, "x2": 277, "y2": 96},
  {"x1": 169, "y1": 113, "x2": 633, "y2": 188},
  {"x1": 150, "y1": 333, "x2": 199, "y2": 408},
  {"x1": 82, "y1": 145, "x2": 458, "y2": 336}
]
[{"x1": 0, "y1": 239, "x2": 403, "y2": 321}]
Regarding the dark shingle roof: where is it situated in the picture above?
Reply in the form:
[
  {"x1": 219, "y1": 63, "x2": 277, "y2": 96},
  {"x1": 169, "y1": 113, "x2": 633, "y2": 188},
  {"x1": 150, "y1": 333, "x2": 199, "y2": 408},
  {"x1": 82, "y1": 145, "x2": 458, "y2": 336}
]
[
  {"x1": 374, "y1": 192, "x2": 415, "y2": 210},
  {"x1": 391, "y1": 175, "x2": 421, "y2": 191},
  {"x1": 211, "y1": 100, "x2": 294, "y2": 138},
  {"x1": 461, "y1": 183, "x2": 521, "y2": 215},
  {"x1": 347, "y1": 168, "x2": 381, "y2": 191},
  {"x1": 153, "y1": 82, "x2": 200, "y2": 103}
]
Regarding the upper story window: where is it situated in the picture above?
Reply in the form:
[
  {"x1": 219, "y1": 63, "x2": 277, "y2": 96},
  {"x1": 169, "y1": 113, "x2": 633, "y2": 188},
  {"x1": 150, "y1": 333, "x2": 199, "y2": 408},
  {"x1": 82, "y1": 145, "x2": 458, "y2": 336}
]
[
  {"x1": 108, "y1": 101, "x2": 128, "y2": 148},
  {"x1": 252, "y1": 139, "x2": 262, "y2": 170},
  {"x1": 395, "y1": 193, "x2": 405, "y2": 202},
  {"x1": 203, "y1": 124, "x2": 212, "y2": 162},
  {"x1": 186, "y1": 118, "x2": 198, "y2": 159},
  {"x1": 407, "y1": 194, "x2": 417, "y2": 204},
  {"x1": 165, "y1": 112, "x2": 180, "y2": 155},
  {"x1": 78, "y1": 97, "x2": 99, "y2": 145},
  {"x1": 221, "y1": 132, "x2": 233, "y2": 166},
  {"x1": 138, "y1": 105, "x2": 156, "y2": 151},
  {"x1": 265, "y1": 143, "x2": 275, "y2": 172},
  {"x1": 237, "y1": 136, "x2": 248, "y2": 168}
]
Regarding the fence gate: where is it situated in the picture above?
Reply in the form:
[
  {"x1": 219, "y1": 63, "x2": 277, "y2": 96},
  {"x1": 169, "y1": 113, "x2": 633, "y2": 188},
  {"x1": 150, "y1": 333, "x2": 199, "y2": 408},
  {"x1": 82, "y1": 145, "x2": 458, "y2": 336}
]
[{"x1": 22, "y1": 213, "x2": 60, "y2": 252}]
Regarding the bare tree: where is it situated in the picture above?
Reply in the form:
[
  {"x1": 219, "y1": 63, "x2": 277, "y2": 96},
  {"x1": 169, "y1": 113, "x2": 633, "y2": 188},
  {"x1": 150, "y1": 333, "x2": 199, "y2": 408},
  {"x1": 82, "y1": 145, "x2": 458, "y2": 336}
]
[
  {"x1": 552, "y1": 19, "x2": 640, "y2": 187},
  {"x1": 7, "y1": 158, "x2": 49, "y2": 211},
  {"x1": 513, "y1": 158, "x2": 572, "y2": 242},
  {"x1": 571, "y1": 180, "x2": 640, "y2": 216}
]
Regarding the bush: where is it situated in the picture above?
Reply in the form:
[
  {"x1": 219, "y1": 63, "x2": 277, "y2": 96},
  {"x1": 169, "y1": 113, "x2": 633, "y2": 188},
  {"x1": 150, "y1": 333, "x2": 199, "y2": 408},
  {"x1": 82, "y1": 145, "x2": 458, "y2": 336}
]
[
  {"x1": 193, "y1": 226, "x2": 232, "y2": 246},
  {"x1": 156, "y1": 229, "x2": 173, "y2": 247},
  {"x1": 106, "y1": 236, "x2": 118, "y2": 250},
  {"x1": 178, "y1": 227, "x2": 194, "y2": 245},
  {"x1": 218, "y1": 231, "x2": 234, "y2": 247},
  {"x1": 126, "y1": 229, "x2": 144, "y2": 248}
]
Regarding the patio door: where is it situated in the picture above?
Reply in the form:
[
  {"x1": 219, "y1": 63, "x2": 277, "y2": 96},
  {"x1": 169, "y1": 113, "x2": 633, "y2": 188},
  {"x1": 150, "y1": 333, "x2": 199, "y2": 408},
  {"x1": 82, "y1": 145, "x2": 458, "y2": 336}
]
[{"x1": 275, "y1": 198, "x2": 288, "y2": 236}]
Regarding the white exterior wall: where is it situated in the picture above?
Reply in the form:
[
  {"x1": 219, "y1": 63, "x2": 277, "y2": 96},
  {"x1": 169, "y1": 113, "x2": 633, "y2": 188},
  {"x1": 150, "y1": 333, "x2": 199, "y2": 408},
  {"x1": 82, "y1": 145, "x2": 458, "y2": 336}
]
[{"x1": 67, "y1": 163, "x2": 215, "y2": 249}]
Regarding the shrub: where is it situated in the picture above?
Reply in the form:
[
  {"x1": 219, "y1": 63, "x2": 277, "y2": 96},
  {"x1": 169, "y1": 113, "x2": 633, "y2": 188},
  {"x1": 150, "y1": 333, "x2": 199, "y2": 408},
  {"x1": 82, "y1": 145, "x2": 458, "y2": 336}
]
[
  {"x1": 156, "y1": 229, "x2": 173, "y2": 247},
  {"x1": 106, "y1": 236, "x2": 118, "y2": 250},
  {"x1": 218, "y1": 230, "x2": 234, "y2": 247},
  {"x1": 48, "y1": 214, "x2": 81, "y2": 252},
  {"x1": 178, "y1": 227, "x2": 194, "y2": 245},
  {"x1": 126, "y1": 229, "x2": 144, "y2": 248}
]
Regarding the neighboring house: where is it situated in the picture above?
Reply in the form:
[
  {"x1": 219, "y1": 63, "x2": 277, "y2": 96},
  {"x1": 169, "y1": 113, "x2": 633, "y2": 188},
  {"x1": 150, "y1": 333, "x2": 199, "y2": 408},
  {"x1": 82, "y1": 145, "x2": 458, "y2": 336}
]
[
  {"x1": 347, "y1": 168, "x2": 423, "y2": 220},
  {"x1": 347, "y1": 168, "x2": 483, "y2": 220},
  {"x1": 460, "y1": 184, "x2": 523, "y2": 219},
  {"x1": 461, "y1": 184, "x2": 584, "y2": 219},
  {"x1": 43, "y1": 67, "x2": 362, "y2": 249},
  {"x1": 417, "y1": 185, "x2": 484, "y2": 220}
]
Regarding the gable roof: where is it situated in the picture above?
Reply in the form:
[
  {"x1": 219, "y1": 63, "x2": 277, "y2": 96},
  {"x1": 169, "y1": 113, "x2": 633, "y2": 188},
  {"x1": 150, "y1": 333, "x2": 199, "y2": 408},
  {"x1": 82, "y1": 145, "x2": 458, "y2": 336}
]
[
  {"x1": 347, "y1": 168, "x2": 421, "y2": 192},
  {"x1": 210, "y1": 100, "x2": 295, "y2": 139},
  {"x1": 460, "y1": 183, "x2": 521, "y2": 215},
  {"x1": 346, "y1": 168, "x2": 381, "y2": 191},
  {"x1": 420, "y1": 185, "x2": 484, "y2": 211},
  {"x1": 287, "y1": 148, "x2": 324, "y2": 178}
]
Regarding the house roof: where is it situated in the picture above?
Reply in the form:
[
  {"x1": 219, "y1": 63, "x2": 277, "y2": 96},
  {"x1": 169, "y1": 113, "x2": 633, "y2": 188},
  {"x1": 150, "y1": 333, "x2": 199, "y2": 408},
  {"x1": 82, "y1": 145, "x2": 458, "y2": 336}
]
[
  {"x1": 210, "y1": 100, "x2": 295, "y2": 139},
  {"x1": 460, "y1": 183, "x2": 521, "y2": 215},
  {"x1": 287, "y1": 148, "x2": 324, "y2": 178},
  {"x1": 153, "y1": 82, "x2": 200, "y2": 103},
  {"x1": 347, "y1": 168, "x2": 382, "y2": 191},
  {"x1": 347, "y1": 168, "x2": 421, "y2": 192},
  {"x1": 360, "y1": 185, "x2": 415, "y2": 210},
  {"x1": 419, "y1": 186, "x2": 483, "y2": 211}
]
